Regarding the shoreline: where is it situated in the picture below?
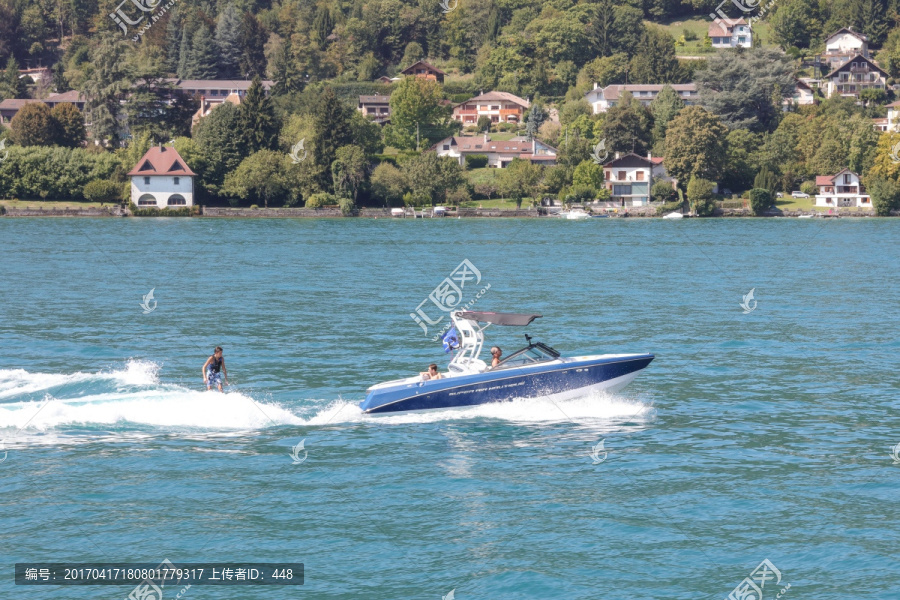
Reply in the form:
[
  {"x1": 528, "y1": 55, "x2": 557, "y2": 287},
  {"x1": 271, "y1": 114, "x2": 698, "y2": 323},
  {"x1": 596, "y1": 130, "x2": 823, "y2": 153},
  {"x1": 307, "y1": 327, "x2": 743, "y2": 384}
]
[{"x1": 0, "y1": 205, "x2": 890, "y2": 218}]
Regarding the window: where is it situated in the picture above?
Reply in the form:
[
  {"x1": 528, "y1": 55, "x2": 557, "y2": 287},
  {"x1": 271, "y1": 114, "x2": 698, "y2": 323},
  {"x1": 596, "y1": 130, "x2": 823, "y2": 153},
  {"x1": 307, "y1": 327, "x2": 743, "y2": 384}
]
[
  {"x1": 167, "y1": 194, "x2": 186, "y2": 206},
  {"x1": 613, "y1": 185, "x2": 632, "y2": 195},
  {"x1": 618, "y1": 171, "x2": 626, "y2": 180},
  {"x1": 605, "y1": 171, "x2": 611, "y2": 180},
  {"x1": 143, "y1": 177, "x2": 150, "y2": 185},
  {"x1": 137, "y1": 194, "x2": 156, "y2": 206},
  {"x1": 636, "y1": 171, "x2": 644, "y2": 181},
  {"x1": 843, "y1": 174, "x2": 851, "y2": 184},
  {"x1": 443, "y1": 145, "x2": 450, "y2": 151},
  {"x1": 174, "y1": 177, "x2": 180, "y2": 185}
]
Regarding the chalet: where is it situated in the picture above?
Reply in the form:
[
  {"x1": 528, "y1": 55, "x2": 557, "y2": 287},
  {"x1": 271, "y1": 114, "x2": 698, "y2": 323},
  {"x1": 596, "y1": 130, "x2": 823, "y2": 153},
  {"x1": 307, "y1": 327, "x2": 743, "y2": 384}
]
[
  {"x1": 585, "y1": 84, "x2": 698, "y2": 114},
  {"x1": 708, "y1": 18, "x2": 752, "y2": 48},
  {"x1": 358, "y1": 94, "x2": 391, "y2": 124},
  {"x1": 823, "y1": 55, "x2": 886, "y2": 98},
  {"x1": 814, "y1": 169, "x2": 871, "y2": 208},
  {"x1": 821, "y1": 28, "x2": 870, "y2": 72},
  {"x1": 452, "y1": 91, "x2": 530, "y2": 125},
  {"x1": 0, "y1": 91, "x2": 87, "y2": 124},
  {"x1": 602, "y1": 153, "x2": 675, "y2": 207},
  {"x1": 128, "y1": 145, "x2": 196, "y2": 208},
  {"x1": 783, "y1": 80, "x2": 817, "y2": 108},
  {"x1": 400, "y1": 61, "x2": 445, "y2": 84},
  {"x1": 432, "y1": 133, "x2": 557, "y2": 168}
]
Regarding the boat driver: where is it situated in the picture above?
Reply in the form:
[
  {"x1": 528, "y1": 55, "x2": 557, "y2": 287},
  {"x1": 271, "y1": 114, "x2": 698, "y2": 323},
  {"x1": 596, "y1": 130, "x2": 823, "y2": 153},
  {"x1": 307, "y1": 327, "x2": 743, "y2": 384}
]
[
  {"x1": 421, "y1": 364, "x2": 443, "y2": 380},
  {"x1": 490, "y1": 347, "x2": 502, "y2": 367}
]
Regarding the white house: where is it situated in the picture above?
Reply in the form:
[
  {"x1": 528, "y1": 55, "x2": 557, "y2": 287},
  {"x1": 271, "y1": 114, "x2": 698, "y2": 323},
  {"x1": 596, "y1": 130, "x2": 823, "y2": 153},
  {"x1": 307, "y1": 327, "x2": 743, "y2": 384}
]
[
  {"x1": 128, "y1": 145, "x2": 196, "y2": 208},
  {"x1": 885, "y1": 100, "x2": 900, "y2": 132},
  {"x1": 814, "y1": 169, "x2": 872, "y2": 208},
  {"x1": 783, "y1": 79, "x2": 817, "y2": 109},
  {"x1": 584, "y1": 84, "x2": 698, "y2": 114},
  {"x1": 708, "y1": 18, "x2": 752, "y2": 48},
  {"x1": 602, "y1": 153, "x2": 675, "y2": 207},
  {"x1": 432, "y1": 133, "x2": 557, "y2": 168},
  {"x1": 821, "y1": 28, "x2": 870, "y2": 72},
  {"x1": 823, "y1": 54, "x2": 887, "y2": 98}
]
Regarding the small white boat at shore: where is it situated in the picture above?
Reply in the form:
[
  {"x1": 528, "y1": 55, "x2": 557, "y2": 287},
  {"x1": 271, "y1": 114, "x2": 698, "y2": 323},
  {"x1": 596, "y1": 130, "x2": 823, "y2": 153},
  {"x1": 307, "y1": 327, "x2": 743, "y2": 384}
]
[
  {"x1": 662, "y1": 212, "x2": 684, "y2": 219},
  {"x1": 559, "y1": 209, "x2": 592, "y2": 220}
]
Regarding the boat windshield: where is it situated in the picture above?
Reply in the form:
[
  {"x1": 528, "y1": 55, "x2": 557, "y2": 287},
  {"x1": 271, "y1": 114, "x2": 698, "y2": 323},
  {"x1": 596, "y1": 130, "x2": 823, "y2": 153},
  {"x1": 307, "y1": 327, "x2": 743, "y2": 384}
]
[{"x1": 493, "y1": 344, "x2": 558, "y2": 369}]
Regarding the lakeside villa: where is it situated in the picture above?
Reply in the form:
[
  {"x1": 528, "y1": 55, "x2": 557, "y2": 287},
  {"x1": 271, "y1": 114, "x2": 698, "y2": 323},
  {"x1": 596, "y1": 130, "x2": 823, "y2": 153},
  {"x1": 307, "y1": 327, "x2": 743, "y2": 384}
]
[
  {"x1": 814, "y1": 169, "x2": 871, "y2": 208},
  {"x1": 432, "y1": 133, "x2": 557, "y2": 168},
  {"x1": 128, "y1": 145, "x2": 196, "y2": 208},
  {"x1": 602, "y1": 153, "x2": 676, "y2": 207}
]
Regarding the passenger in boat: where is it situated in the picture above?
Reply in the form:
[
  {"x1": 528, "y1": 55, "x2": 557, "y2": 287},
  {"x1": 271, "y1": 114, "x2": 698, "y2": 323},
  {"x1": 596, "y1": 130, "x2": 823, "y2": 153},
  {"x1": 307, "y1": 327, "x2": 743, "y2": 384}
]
[
  {"x1": 420, "y1": 364, "x2": 443, "y2": 380},
  {"x1": 490, "y1": 347, "x2": 502, "y2": 367},
  {"x1": 203, "y1": 346, "x2": 228, "y2": 392}
]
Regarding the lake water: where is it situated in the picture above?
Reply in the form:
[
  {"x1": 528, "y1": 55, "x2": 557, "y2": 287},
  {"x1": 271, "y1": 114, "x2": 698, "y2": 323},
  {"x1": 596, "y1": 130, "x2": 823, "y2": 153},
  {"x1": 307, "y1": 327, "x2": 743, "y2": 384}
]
[{"x1": 1, "y1": 217, "x2": 898, "y2": 599}]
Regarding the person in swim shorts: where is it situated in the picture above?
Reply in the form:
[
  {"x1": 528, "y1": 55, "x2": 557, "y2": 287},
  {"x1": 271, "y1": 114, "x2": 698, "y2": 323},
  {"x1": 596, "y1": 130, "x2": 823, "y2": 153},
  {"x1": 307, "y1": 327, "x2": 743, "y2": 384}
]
[{"x1": 203, "y1": 346, "x2": 228, "y2": 391}]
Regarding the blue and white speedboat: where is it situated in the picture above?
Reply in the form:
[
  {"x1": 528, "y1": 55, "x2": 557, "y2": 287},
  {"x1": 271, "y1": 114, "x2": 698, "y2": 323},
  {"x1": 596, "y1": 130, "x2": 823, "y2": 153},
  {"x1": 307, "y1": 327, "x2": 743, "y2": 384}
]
[{"x1": 360, "y1": 311, "x2": 653, "y2": 414}]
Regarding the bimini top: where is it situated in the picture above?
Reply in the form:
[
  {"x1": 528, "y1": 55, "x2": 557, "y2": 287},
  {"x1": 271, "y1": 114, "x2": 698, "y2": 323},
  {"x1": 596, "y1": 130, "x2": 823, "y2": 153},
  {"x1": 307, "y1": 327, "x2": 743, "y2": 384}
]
[{"x1": 456, "y1": 311, "x2": 542, "y2": 326}]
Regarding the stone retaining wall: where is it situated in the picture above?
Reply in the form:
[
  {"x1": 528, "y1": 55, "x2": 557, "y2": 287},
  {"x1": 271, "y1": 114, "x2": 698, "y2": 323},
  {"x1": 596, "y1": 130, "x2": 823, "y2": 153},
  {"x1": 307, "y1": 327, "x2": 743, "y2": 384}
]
[{"x1": 2, "y1": 206, "x2": 125, "y2": 217}]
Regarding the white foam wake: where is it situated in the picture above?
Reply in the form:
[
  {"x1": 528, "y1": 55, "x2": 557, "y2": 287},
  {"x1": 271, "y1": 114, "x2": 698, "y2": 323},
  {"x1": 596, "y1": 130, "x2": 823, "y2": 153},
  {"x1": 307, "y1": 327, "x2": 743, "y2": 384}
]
[{"x1": 0, "y1": 360, "x2": 159, "y2": 399}]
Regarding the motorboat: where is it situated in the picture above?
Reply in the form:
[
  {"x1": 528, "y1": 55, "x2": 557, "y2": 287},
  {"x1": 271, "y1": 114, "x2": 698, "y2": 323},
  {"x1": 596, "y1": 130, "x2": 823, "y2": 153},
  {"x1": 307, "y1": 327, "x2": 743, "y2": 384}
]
[
  {"x1": 558, "y1": 209, "x2": 592, "y2": 220},
  {"x1": 662, "y1": 212, "x2": 684, "y2": 219},
  {"x1": 360, "y1": 311, "x2": 654, "y2": 414}
]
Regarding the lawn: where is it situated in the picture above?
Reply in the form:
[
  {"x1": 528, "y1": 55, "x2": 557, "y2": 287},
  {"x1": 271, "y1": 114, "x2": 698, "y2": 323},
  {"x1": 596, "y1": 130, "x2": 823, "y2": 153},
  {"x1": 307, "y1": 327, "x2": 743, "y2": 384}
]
[
  {"x1": 0, "y1": 199, "x2": 107, "y2": 209},
  {"x1": 458, "y1": 198, "x2": 526, "y2": 210},
  {"x1": 465, "y1": 167, "x2": 501, "y2": 186}
]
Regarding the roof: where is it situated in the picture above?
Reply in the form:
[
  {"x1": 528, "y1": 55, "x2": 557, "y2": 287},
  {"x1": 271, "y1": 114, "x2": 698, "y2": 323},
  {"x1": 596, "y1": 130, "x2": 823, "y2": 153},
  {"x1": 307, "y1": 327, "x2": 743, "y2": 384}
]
[
  {"x1": 605, "y1": 152, "x2": 659, "y2": 167},
  {"x1": 400, "y1": 61, "x2": 447, "y2": 76},
  {"x1": 0, "y1": 98, "x2": 42, "y2": 110},
  {"x1": 433, "y1": 136, "x2": 557, "y2": 154},
  {"x1": 127, "y1": 146, "x2": 196, "y2": 177},
  {"x1": 886, "y1": 100, "x2": 900, "y2": 108},
  {"x1": 708, "y1": 17, "x2": 749, "y2": 36},
  {"x1": 45, "y1": 91, "x2": 86, "y2": 103},
  {"x1": 816, "y1": 168, "x2": 856, "y2": 186},
  {"x1": 825, "y1": 28, "x2": 868, "y2": 44},
  {"x1": 457, "y1": 311, "x2": 541, "y2": 326},
  {"x1": 825, "y1": 54, "x2": 887, "y2": 78},
  {"x1": 359, "y1": 94, "x2": 390, "y2": 103},
  {"x1": 588, "y1": 83, "x2": 696, "y2": 101},
  {"x1": 165, "y1": 79, "x2": 275, "y2": 91},
  {"x1": 456, "y1": 91, "x2": 530, "y2": 108}
]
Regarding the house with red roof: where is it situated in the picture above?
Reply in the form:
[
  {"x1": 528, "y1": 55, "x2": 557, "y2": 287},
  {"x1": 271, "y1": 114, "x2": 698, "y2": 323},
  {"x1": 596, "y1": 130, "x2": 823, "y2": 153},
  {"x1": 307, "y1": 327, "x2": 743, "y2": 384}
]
[
  {"x1": 127, "y1": 145, "x2": 196, "y2": 208},
  {"x1": 432, "y1": 133, "x2": 557, "y2": 168},
  {"x1": 400, "y1": 61, "x2": 446, "y2": 84},
  {"x1": 814, "y1": 169, "x2": 871, "y2": 208},
  {"x1": 708, "y1": 18, "x2": 752, "y2": 48},
  {"x1": 452, "y1": 91, "x2": 531, "y2": 125}
]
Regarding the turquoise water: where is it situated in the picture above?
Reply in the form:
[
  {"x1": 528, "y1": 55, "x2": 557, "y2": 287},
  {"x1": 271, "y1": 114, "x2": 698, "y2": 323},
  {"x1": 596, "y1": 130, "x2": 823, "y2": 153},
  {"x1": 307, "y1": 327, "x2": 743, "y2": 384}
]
[{"x1": 1, "y1": 217, "x2": 898, "y2": 599}]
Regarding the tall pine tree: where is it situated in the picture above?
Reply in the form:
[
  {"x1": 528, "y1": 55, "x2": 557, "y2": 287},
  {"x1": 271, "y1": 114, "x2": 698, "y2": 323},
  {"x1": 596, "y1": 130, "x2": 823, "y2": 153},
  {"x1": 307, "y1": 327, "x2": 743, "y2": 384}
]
[
  {"x1": 216, "y1": 4, "x2": 242, "y2": 78},
  {"x1": 188, "y1": 25, "x2": 219, "y2": 79},
  {"x1": 239, "y1": 13, "x2": 268, "y2": 78},
  {"x1": 312, "y1": 87, "x2": 354, "y2": 191},
  {"x1": 239, "y1": 77, "x2": 278, "y2": 153}
]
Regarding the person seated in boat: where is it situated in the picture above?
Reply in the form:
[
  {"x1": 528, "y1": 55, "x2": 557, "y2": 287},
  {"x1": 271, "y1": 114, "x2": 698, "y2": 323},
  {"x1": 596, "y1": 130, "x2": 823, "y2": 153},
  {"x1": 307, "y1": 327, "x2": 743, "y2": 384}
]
[
  {"x1": 420, "y1": 364, "x2": 444, "y2": 380},
  {"x1": 490, "y1": 347, "x2": 502, "y2": 367}
]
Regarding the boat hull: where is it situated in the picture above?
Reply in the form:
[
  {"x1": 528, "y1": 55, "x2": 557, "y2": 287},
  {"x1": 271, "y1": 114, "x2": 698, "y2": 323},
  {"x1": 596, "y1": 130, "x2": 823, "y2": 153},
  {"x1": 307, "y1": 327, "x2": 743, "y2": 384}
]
[{"x1": 360, "y1": 354, "x2": 653, "y2": 414}]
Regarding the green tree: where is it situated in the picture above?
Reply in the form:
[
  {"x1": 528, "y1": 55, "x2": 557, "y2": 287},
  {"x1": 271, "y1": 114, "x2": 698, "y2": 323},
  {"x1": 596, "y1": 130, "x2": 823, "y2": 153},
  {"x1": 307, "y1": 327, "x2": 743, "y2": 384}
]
[
  {"x1": 722, "y1": 129, "x2": 760, "y2": 192},
  {"x1": 664, "y1": 106, "x2": 729, "y2": 185},
  {"x1": 601, "y1": 91, "x2": 652, "y2": 155},
  {"x1": 572, "y1": 160, "x2": 605, "y2": 194},
  {"x1": 370, "y1": 162, "x2": 408, "y2": 206},
  {"x1": 186, "y1": 25, "x2": 219, "y2": 80},
  {"x1": 753, "y1": 166, "x2": 779, "y2": 196},
  {"x1": 865, "y1": 175, "x2": 900, "y2": 216},
  {"x1": 771, "y1": 0, "x2": 821, "y2": 49},
  {"x1": 349, "y1": 111, "x2": 385, "y2": 156},
  {"x1": 748, "y1": 188, "x2": 773, "y2": 215},
  {"x1": 0, "y1": 57, "x2": 27, "y2": 99},
  {"x1": 400, "y1": 42, "x2": 424, "y2": 69},
  {"x1": 50, "y1": 103, "x2": 85, "y2": 147},
  {"x1": 525, "y1": 97, "x2": 547, "y2": 140},
  {"x1": 476, "y1": 115, "x2": 492, "y2": 132},
  {"x1": 383, "y1": 77, "x2": 449, "y2": 150},
  {"x1": 193, "y1": 101, "x2": 245, "y2": 193},
  {"x1": 401, "y1": 152, "x2": 465, "y2": 206},
  {"x1": 331, "y1": 145, "x2": 367, "y2": 201},
  {"x1": 497, "y1": 158, "x2": 543, "y2": 208},
  {"x1": 239, "y1": 13, "x2": 268, "y2": 78},
  {"x1": 651, "y1": 178, "x2": 677, "y2": 203},
  {"x1": 311, "y1": 87, "x2": 354, "y2": 191},
  {"x1": 239, "y1": 77, "x2": 278, "y2": 153},
  {"x1": 695, "y1": 48, "x2": 796, "y2": 132},
  {"x1": 687, "y1": 175, "x2": 716, "y2": 216},
  {"x1": 83, "y1": 33, "x2": 133, "y2": 144},
  {"x1": 650, "y1": 85, "x2": 684, "y2": 148},
  {"x1": 222, "y1": 150, "x2": 292, "y2": 208},
  {"x1": 10, "y1": 103, "x2": 56, "y2": 147},
  {"x1": 576, "y1": 54, "x2": 628, "y2": 93},
  {"x1": 629, "y1": 26, "x2": 681, "y2": 84},
  {"x1": 867, "y1": 132, "x2": 900, "y2": 183},
  {"x1": 216, "y1": 4, "x2": 243, "y2": 79}
]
